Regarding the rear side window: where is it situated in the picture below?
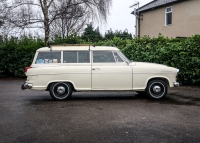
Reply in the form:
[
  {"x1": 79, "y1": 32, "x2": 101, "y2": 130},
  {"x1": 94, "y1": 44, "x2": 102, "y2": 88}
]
[
  {"x1": 63, "y1": 51, "x2": 77, "y2": 63},
  {"x1": 36, "y1": 52, "x2": 61, "y2": 64},
  {"x1": 63, "y1": 51, "x2": 90, "y2": 63}
]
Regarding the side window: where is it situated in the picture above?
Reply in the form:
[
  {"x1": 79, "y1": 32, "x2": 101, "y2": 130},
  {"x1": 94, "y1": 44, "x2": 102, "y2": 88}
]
[
  {"x1": 63, "y1": 51, "x2": 77, "y2": 63},
  {"x1": 36, "y1": 52, "x2": 61, "y2": 64},
  {"x1": 93, "y1": 51, "x2": 115, "y2": 63},
  {"x1": 78, "y1": 51, "x2": 90, "y2": 63},
  {"x1": 63, "y1": 51, "x2": 90, "y2": 63},
  {"x1": 113, "y1": 52, "x2": 124, "y2": 62}
]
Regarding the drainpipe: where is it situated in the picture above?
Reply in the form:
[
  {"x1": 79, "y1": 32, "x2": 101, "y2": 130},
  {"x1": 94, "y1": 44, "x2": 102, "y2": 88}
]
[
  {"x1": 130, "y1": 2, "x2": 139, "y2": 37},
  {"x1": 138, "y1": 12, "x2": 140, "y2": 37},
  {"x1": 135, "y1": 9, "x2": 140, "y2": 37},
  {"x1": 134, "y1": 8, "x2": 138, "y2": 37},
  {"x1": 137, "y1": 3, "x2": 140, "y2": 37}
]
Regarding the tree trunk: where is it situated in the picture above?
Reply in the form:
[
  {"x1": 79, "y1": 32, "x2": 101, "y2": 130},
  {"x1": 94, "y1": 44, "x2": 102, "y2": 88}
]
[
  {"x1": 41, "y1": 0, "x2": 50, "y2": 46},
  {"x1": 44, "y1": 22, "x2": 49, "y2": 46}
]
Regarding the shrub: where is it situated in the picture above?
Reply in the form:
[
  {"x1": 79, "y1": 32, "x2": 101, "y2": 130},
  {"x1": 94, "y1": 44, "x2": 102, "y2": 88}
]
[
  {"x1": 0, "y1": 36, "x2": 44, "y2": 77},
  {"x1": 0, "y1": 34, "x2": 199, "y2": 85}
]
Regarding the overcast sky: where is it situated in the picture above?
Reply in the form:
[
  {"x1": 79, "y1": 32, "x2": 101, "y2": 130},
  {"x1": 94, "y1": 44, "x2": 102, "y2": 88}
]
[{"x1": 100, "y1": 0, "x2": 152, "y2": 35}]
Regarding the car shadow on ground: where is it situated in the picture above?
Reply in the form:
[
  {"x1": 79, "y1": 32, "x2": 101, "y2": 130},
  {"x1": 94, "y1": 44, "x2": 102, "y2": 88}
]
[{"x1": 26, "y1": 92, "x2": 200, "y2": 107}]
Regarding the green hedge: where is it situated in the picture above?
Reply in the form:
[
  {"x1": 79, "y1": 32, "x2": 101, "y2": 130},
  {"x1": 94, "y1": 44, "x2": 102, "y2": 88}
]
[
  {"x1": 0, "y1": 36, "x2": 44, "y2": 77},
  {"x1": 0, "y1": 35, "x2": 200, "y2": 85},
  {"x1": 97, "y1": 35, "x2": 200, "y2": 85}
]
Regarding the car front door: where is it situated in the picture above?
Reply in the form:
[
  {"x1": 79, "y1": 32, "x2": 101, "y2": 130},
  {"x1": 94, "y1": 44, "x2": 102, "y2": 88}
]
[{"x1": 92, "y1": 51, "x2": 132, "y2": 90}]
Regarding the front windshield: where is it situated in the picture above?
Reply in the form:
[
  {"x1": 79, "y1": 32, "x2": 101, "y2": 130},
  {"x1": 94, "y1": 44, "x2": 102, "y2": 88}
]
[{"x1": 118, "y1": 51, "x2": 131, "y2": 63}]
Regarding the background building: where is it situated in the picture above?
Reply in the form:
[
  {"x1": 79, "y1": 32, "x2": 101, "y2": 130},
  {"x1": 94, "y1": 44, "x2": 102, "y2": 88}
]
[{"x1": 132, "y1": 0, "x2": 200, "y2": 38}]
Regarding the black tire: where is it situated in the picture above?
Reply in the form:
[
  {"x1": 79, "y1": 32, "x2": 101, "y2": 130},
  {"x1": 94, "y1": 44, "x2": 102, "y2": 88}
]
[
  {"x1": 146, "y1": 80, "x2": 167, "y2": 99},
  {"x1": 49, "y1": 82, "x2": 72, "y2": 101}
]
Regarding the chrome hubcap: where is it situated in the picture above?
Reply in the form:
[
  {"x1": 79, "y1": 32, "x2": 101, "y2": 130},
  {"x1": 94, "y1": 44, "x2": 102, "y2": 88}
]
[
  {"x1": 153, "y1": 86, "x2": 161, "y2": 94},
  {"x1": 57, "y1": 86, "x2": 65, "y2": 94}
]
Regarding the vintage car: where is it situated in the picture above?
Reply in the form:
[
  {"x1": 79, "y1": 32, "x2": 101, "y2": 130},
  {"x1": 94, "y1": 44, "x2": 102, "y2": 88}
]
[{"x1": 22, "y1": 45, "x2": 179, "y2": 100}]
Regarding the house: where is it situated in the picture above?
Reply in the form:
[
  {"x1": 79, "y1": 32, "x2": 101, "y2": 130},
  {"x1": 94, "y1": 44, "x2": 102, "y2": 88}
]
[{"x1": 131, "y1": 0, "x2": 200, "y2": 38}]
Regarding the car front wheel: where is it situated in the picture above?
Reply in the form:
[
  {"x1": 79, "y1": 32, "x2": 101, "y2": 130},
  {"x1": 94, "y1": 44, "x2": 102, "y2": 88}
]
[
  {"x1": 49, "y1": 82, "x2": 72, "y2": 101},
  {"x1": 146, "y1": 80, "x2": 167, "y2": 99}
]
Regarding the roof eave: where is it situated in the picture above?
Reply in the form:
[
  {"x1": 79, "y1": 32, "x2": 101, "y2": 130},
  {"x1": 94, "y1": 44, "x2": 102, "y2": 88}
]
[{"x1": 131, "y1": 0, "x2": 186, "y2": 14}]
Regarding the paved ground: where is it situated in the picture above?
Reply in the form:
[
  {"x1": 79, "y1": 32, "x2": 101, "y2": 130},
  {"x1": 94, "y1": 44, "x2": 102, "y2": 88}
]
[{"x1": 0, "y1": 79, "x2": 200, "y2": 143}]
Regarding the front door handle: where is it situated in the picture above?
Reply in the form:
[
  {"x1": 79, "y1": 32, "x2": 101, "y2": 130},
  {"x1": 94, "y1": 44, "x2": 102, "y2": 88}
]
[{"x1": 92, "y1": 68, "x2": 100, "y2": 71}]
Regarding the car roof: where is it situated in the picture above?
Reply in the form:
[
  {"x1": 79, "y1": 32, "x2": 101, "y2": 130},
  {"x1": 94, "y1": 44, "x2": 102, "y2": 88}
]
[{"x1": 37, "y1": 46, "x2": 120, "y2": 51}]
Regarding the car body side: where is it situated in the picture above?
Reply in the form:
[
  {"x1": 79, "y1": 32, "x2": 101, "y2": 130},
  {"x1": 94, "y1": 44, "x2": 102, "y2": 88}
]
[{"x1": 25, "y1": 46, "x2": 178, "y2": 92}]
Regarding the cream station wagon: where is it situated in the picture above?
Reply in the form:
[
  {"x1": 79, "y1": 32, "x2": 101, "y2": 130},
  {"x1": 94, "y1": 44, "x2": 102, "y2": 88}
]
[{"x1": 22, "y1": 45, "x2": 179, "y2": 100}]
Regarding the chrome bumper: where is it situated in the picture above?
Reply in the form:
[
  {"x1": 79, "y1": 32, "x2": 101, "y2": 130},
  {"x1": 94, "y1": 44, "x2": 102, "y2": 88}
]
[
  {"x1": 173, "y1": 82, "x2": 179, "y2": 87},
  {"x1": 21, "y1": 82, "x2": 32, "y2": 90}
]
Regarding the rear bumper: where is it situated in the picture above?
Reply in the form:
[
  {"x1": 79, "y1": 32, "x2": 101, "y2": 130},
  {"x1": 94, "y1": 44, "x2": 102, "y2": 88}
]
[
  {"x1": 173, "y1": 82, "x2": 179, "y2": 87},
  {"x1": 21, "y1": 82, "x2": 32, "y2": 90}
]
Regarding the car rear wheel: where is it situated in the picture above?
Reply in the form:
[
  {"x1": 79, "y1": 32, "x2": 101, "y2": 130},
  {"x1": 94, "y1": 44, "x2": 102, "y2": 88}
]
[
  {"x1": 146, "y1": 80, "x2": 167, "y2": 99},
  {"x1": 49, "y1": 82, "x2": 72, "y2": 101}
]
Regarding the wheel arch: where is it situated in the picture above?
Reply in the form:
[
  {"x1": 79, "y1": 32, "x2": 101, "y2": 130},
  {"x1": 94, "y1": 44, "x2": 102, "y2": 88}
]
[
  {"x1": 46, "y1": 81, "x2": 76, "y2": 92},
  {"x1": 146, "y1": 77, "x2": 170, "y2": 89}
]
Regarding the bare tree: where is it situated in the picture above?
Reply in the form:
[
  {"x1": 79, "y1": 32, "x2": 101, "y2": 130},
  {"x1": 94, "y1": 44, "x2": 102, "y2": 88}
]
[
  {"x1": 0, "y1": 0, "x2": 8, "y2": 36},
  {"x1": 2, "y1": 0, "x2": 112, "y2": 45},
  {"x1": 50, "y1": 0, "x2": 87, "y2": 38}
]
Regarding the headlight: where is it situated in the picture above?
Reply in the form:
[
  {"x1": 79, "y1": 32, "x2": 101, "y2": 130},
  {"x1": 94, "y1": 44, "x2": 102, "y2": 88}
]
[{"x1": 176, "y1": 69, "x2": 179, "y2": 72}]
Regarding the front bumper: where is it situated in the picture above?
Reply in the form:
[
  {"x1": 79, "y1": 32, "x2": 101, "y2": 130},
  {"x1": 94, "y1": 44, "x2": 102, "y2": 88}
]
[
  {"x1": 21, "y1": 82, "x2": 32, "y2": 90},
  {"x1": 173, "y1": 82, "x2": 179, "y2": 87}
]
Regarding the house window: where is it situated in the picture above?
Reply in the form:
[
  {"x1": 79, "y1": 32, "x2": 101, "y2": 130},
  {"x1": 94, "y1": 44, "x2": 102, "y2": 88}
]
[{"x1": 165, "y1": 6, "x2": 172, "y2": 25}]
